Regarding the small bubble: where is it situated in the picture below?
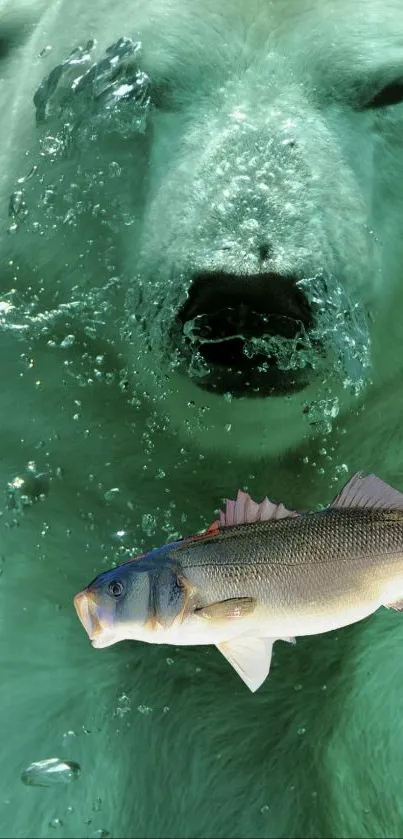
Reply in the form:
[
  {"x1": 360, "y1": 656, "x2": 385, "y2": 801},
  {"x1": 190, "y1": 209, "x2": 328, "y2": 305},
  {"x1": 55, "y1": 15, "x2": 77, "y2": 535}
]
[
  {"x1": 297, "y1": 727, "x2": 306, "y2": 735},
  {"x1": 109, "y1": 161, "x2": 122, "y2": 178},
  {"x1": 141, "y1": 513, "x2": 157, "y2": 537},
  {"x1": 163, "y1": 706, "x2": 170, "y2": 714},
  {"x1": 293, "y1": 683, "x2": 303, "y2": 691},
  {"x1": 62, "y1": 730, "x2": 77, "y2": 742},
  {"x1": 39, "y1": 45, "x2": 53, "y2": 57},
  {"x1": 260, "y1": 805, "x2": 270, "y2": 814},
  {"x1": 104, "y1": 488, "x2": 120, "y2": 501},
  {"x1": 9, "y1": 189, "x2": 27, "y2": 219},
  {"x1": 48, "y1": 818, "x2": 63, "y2": 829},
  {"x1": 90, "y1": 831, "x2": 110, "y2": 839},
  {"x1": 111, "y1": 529, "x2": 128, "y2": 543},
  {"x1": 60, "y1": 334, "x2": 75, "y2": 349},
  {"x1": 137, "y1": 705, "x2": 152, "y2": 715},
  {"x1": 166, "y1": 657, "x2": 174, "y2": 666},
  {"x1": 115, "y1": 693, "x2": 131, "y2": 718}
]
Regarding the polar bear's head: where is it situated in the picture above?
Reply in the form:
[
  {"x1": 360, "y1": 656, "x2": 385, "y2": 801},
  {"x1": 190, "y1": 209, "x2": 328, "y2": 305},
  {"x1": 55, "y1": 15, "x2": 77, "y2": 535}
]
[
  {"x1": 10, "y1": 0, "x2": 403, "y2": 458},
  {"x1": 115, "y1": 0, "x2": 403, "y2": 456}
]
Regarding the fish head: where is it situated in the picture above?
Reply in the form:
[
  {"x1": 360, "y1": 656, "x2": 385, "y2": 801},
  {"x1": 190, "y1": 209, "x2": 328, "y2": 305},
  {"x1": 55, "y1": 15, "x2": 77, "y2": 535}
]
[
  {"x1": 74, "y1": 544, "x2": 189, "y2": 648},
  {"x1": 74, "y1": 562, "x2": 150, "y2": 648}
]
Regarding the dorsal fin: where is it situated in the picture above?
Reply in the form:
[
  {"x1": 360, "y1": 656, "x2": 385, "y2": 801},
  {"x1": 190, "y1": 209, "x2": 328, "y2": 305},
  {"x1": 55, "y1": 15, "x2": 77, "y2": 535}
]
[
  {"x1": 192, "y1": 489, "x2": 298, "y2": 539},
  {"x1": 331, "y1": 471, "x2": 403, "y2": 511},
  {"x1": 219, "y1": 489, "x2": 298, "y2": 526}
]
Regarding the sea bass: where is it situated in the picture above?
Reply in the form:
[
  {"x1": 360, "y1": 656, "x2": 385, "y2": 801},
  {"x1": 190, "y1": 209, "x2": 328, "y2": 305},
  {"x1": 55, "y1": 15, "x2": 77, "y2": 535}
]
[{"x1": 74, "y1": 472, "x2": 403, "y2": 692}]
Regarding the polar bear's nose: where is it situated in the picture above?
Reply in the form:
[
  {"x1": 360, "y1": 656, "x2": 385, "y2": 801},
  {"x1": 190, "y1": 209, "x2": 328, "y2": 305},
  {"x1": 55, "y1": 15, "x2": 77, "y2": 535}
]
[{"x1": 177, "y1": 271, "x2": 316, "y2": 397}]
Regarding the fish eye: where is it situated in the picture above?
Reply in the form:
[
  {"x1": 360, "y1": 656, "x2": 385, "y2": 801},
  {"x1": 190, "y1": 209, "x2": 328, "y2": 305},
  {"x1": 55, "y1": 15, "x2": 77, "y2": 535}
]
[{"x1": 107, "y1": 579, "x2": 125, "y2": 599}]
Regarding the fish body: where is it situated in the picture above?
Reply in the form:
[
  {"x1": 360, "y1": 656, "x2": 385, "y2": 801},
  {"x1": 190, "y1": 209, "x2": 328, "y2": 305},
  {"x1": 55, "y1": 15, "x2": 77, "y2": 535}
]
[
  {"x1": 169, "y1": 507, "x2": 403, "y2": 638},
  {"x1": 74, "y1": 472, "x2": 403, "y2": 691}
]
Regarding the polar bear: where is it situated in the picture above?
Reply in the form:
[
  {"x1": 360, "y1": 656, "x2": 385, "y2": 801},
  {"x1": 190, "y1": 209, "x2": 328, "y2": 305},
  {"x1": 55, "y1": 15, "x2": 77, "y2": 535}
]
[{"x1": 0, "y1": 0, "x2": 403, "y2": 837}]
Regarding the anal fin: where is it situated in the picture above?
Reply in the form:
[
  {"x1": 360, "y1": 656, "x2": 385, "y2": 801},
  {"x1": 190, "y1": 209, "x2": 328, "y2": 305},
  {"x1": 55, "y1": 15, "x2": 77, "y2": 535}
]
[{"x1": 216, "y1": 635, "x2": 295, "y2": 693}]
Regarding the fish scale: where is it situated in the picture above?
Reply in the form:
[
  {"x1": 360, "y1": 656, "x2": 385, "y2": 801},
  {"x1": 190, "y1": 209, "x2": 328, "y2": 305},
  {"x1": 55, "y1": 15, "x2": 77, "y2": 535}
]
[
  {"x1": 173, "y1": 508, "x2": 403, "y2": 623},
  {"x1": 173, "y1": 508, "x2": 403, "y2": 568}
]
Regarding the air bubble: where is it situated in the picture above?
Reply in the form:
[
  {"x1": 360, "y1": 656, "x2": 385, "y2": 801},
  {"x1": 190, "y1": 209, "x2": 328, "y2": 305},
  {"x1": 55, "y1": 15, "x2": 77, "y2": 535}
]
[
  {"x1": 48, "y1": 818, "x2": 63, "y2": 829},
  {"x1": 104, "y1": 488, "x2": 121, "y2": 501},
  {"x1": 137, "y1": 705, "x2": 153, "y2": 715},
  {"x1": 21, "y1": 758, "x2": 81, "y2": 787},
  {"x1": 60, "y1": 334, "x2": 75, "y2": 348},
  {"x1": 141, "y1": 513, "x2": 157, "y2": 537}
]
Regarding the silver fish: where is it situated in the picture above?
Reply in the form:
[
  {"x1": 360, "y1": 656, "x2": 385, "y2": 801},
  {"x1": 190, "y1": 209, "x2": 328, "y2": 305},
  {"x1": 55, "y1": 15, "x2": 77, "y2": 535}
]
[{"x1": 74, "y1": 472, "x2": 403, "y2": 692}]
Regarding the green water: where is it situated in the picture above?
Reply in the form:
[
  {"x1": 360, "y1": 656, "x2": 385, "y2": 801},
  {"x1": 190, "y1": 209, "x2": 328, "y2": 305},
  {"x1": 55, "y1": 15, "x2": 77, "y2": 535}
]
[{"x1": 1, "y1": 9, "x2": 403, "y2": 839}]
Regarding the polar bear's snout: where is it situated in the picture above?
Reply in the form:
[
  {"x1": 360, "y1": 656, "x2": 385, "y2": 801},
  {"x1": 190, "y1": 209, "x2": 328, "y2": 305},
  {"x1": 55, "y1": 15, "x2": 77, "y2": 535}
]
[{"x1": 175, "y1": 269, "x2": 317, "y2": 398}]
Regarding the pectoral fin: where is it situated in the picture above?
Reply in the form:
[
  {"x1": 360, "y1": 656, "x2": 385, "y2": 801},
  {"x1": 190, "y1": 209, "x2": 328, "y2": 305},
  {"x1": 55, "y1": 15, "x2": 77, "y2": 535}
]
[
  {"x1": 195, "y1": 597, "x2": 256, "y2": 621},
  {"x1": 217, "y1": 635, "x2": 295, "y2": 693}
]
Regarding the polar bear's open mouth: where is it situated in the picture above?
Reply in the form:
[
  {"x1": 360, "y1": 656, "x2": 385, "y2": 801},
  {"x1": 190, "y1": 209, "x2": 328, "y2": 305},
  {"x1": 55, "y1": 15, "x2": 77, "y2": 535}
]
[{"x1": 177, "y1": 271, "x2": 318, "y2": 397}]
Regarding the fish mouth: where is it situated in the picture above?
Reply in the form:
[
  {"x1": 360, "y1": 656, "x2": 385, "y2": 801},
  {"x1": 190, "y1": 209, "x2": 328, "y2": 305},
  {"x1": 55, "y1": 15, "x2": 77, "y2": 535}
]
[
  {"x1": 74, "y1": 590, "x2": 103, "y2": 643},
  {"x1": 175, "y1": 271, "x2": 320, "y2": 398}
]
